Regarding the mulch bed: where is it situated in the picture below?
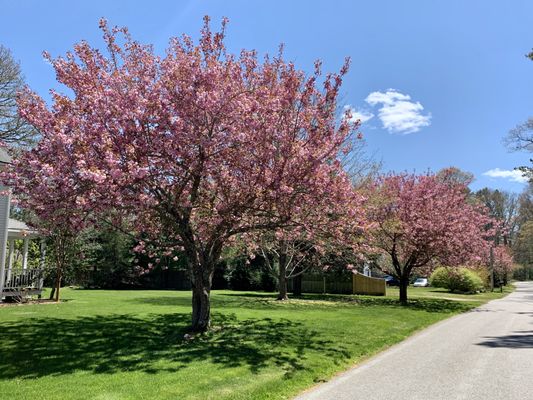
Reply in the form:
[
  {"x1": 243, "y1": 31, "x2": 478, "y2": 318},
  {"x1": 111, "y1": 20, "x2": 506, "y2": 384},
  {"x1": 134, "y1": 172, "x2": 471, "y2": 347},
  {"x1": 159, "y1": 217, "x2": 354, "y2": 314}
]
[{"x1": 0, "y1": 299, "x2": 60, "y2": 307}]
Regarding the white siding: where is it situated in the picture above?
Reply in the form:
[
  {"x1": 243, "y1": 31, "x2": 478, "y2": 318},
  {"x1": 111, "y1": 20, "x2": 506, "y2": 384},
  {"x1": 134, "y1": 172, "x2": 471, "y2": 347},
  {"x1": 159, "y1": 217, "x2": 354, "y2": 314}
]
[{"x1": 0, "y1": 186, "x2": 11, "y2": 295}]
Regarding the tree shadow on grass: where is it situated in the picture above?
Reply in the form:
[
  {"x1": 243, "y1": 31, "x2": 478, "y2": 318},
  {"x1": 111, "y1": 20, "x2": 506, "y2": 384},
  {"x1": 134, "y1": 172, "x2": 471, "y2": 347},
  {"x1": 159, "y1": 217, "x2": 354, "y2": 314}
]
[
  {"x1": 354, "y1": 297, "x2": 474, "y2": 313},
  {"x1": 134, "y1": 293, "x2": 317, "y2": 311},
  {"x1": 133, "y1": 290, "x2": 473, "y2": 314},
  {"x1": 0, "y1": 312, "x2": 349, "y2": 380},
  {"x1": 218, "y1": 292, "x2": 474, "y2": 314},
  {"x1": 132, "y1": 295, "x2": 285, "y2": 312},
  {"x1": 130, "y1": 295, "x2": 193, "y2": 307}
]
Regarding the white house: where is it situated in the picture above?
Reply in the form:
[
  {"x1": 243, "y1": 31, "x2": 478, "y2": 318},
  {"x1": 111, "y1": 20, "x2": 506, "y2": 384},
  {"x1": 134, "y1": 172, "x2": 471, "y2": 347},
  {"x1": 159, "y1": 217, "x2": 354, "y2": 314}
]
[{"x1": 0, "y1": 148, "x2": 45, "y2": 301}]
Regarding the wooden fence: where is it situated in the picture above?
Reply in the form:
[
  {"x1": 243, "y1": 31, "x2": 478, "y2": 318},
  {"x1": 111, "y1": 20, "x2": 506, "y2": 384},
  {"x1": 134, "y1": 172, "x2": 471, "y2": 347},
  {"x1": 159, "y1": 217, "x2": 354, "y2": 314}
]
[
  {"x1": 352, "y1": 273, "x2": 386, "y2": 296},
  {"x1": 288, "y1": 273, "x2": 386, "y2": 296}
]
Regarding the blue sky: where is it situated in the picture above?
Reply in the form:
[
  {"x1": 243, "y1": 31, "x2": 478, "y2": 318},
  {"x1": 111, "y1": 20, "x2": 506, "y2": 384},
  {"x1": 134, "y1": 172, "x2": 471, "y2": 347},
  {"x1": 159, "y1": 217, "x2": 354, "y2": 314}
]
[{"x1": 1, "y1": 0, "x2": 532, "y2": 192}]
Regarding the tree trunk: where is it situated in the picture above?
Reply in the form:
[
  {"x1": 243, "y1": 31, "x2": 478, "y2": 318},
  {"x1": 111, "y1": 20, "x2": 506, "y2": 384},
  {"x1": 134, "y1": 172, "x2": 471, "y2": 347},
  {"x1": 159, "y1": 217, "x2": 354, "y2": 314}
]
[
  {"x1": 54, "y1": 266, "x2": 62, "y2": 302},
  {"x1": 52, "y1": 234, "x2": 66, "y2": 302},
  {"x1": 182, "y1": 228, "x2": 224, "y2": 332},
  {"x1": 399, "y1": 275, "x2": 409, "y2": 305},
  {"x1": 190, "y1": 257, "x2": 216, "y2": 332},
  {"x1": 191, "y1": 280, "x2": 211, "y2": 332},
  {"x1": 277, "y1": 252, "x2": 289, "y2": 301}
]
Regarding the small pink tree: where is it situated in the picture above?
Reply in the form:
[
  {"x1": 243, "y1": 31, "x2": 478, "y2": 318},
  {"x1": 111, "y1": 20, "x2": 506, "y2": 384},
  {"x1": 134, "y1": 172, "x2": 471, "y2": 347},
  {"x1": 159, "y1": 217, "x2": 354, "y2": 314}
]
[
  {"x1": 492, "y1": 245, "x2": 514, "y2": 286},
  {"x1": 5, "y1": 18, "x2": 362, "y2": 331},
  {"x1": 0, "y1": 151, "x2": 90, "y2": 301},
  {"x1": 368, "y1": 173, "x2": 492, "y2": 303}
]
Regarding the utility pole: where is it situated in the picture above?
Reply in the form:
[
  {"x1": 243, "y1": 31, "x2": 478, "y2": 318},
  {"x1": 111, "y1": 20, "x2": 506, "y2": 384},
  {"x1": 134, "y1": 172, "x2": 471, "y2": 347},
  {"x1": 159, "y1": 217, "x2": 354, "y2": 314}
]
[{"x1": 489, "y1": 246, "x2": 494, "y2": 292}]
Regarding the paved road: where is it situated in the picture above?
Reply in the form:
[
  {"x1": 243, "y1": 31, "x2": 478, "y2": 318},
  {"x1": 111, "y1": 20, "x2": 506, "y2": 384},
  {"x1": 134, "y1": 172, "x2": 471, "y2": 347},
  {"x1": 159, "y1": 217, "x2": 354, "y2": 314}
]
[{"x1": 295, "y1": 282, "x2": 533, "y2": 400}]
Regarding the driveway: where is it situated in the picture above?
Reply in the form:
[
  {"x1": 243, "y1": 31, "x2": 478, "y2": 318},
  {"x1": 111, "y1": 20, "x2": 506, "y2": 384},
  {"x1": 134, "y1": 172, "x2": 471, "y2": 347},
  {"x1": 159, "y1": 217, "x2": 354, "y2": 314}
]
[{"x1": 295, "y1": 282, "x2": 533, "y2": 400}]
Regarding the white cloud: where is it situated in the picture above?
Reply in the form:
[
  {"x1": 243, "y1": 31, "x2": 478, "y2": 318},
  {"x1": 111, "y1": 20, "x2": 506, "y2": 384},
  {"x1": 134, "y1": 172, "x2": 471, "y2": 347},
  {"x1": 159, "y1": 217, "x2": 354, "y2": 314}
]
[
  {"x1": 365, "y1": 89, "x2": 431, "y2": 134},
  {"x1": 343, "y1": 105, "x2": 374, "y2": 124},
  {"x1": 483, "y1": 168, "x2": 528, "y2": 183}
]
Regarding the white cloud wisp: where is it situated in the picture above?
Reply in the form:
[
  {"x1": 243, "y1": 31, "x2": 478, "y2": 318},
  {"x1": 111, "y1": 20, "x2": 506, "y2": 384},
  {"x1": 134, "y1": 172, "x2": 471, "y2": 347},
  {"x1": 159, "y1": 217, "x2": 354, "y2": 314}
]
[
  {"x1": 483, "y1": 168, "x2": 528, "y2": 184},
  {"x1": 365, "y1": 89, "x2": 431, "y2": 134}
]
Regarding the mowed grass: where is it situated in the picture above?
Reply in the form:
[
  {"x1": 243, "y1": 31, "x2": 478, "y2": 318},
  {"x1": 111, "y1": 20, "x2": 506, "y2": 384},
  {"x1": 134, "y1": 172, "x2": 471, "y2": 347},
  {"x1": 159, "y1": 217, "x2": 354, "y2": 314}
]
[
  {"x1": 387, "y1": 285, "x2": 514, "y2": 304},
  {"x1": 0, "y1": 285, "x2": 513, "y2": 400}
]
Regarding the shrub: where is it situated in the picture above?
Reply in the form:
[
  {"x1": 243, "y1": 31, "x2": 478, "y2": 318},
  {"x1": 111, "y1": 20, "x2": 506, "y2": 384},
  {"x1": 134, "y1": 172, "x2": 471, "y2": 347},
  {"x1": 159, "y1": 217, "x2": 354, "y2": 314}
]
[
  {"x1": 471, "y1": 265, "x2": 490, "y2": 289},
  {"x1": 453, "y1": 269, "x2": 484, "y2": 293},
  {"x1": 429, "y1": 267, "x2": 449, "y2": 288},
  {"x1": 429, "y1": 267, "x2": 484, "y2": 294}
]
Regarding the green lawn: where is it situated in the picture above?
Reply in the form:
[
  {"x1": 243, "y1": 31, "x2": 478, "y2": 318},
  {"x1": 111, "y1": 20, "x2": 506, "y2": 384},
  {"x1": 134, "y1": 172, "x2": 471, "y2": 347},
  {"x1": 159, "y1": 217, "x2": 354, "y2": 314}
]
[
  {"x1": 387, "y1": 285, "x2": 514, "y2": 304},
  {"x1": 0, "y1": 286, "x2": 513, "y2": 400}
]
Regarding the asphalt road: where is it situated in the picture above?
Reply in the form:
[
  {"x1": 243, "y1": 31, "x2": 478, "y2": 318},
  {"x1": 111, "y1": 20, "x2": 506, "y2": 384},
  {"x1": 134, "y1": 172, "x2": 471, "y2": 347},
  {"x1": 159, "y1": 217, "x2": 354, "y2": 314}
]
[{"x1": 295, "y1": 282, "x2": 533, "y2": 400}]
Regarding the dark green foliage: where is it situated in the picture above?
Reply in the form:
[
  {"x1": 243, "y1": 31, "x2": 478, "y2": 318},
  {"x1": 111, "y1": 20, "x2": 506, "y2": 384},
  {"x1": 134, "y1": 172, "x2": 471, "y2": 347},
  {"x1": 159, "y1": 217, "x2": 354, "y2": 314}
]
[
  {"x1": 223, "y1": 254, "x2": 277, "y2": 291},
  {"x1": 212, "y1": 262, "x2": 229, "y2": 290},
  {"x1": 80, "y1": 227, "x2": 137, "y2": 288},
  {"x1": 140, "y1": 268, "x2": 191, "y2": 290},
  {"x1": 226, "y1": 259, "x2": 261, "y2": 290},
  {"x1": 513, "y1": 265, "x2": 533, "y2": 281}
]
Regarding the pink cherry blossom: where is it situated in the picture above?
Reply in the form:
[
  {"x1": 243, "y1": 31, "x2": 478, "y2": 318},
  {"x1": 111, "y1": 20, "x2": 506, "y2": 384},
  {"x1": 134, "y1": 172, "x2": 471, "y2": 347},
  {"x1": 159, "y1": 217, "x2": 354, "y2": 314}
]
[{"x1": 367, "y1": 172, "x2": 494, "y2": 303}]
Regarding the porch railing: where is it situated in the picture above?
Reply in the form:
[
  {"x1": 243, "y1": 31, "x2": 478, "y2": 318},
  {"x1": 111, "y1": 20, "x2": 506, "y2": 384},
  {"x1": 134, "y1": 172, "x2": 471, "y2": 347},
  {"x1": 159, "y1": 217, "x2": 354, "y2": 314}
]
[{"x1": 2, "y1": 268, "x2": 44, "y2": 293}]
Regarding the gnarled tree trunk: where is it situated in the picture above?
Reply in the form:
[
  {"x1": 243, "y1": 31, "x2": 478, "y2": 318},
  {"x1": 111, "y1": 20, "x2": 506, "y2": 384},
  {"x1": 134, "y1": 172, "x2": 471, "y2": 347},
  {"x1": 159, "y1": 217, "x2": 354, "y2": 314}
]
[
  {"x1": 191, "y1": 271, "x2": 212, "y2": 332},
  {"x1": 186, "y1": 240, "x2": 221, "y2": 332}
]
